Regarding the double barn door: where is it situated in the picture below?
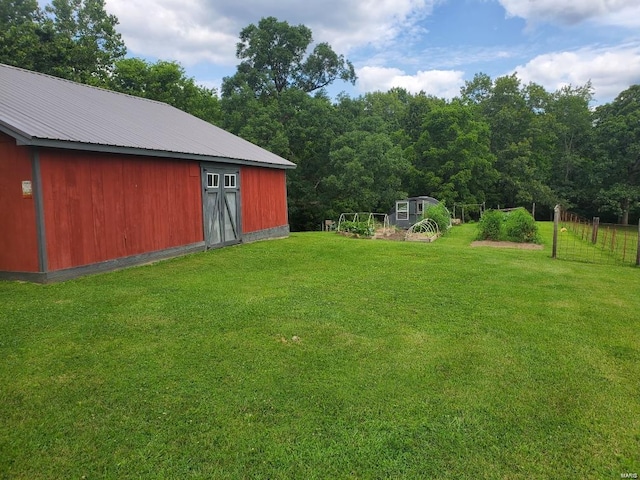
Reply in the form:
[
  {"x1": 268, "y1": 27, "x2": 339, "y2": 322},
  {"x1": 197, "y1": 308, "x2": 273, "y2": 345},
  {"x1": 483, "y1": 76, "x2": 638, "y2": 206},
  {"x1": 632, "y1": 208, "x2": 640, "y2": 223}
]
[{"x1": 202, "y1": 165, "x2": 241, "y2": 248}]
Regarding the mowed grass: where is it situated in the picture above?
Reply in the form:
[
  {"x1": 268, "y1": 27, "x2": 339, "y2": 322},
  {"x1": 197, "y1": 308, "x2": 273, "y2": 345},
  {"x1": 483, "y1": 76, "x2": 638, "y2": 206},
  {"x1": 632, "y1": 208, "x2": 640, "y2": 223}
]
[{"x1": 1, "y1": 223, "x2": 639, "y2": 479}]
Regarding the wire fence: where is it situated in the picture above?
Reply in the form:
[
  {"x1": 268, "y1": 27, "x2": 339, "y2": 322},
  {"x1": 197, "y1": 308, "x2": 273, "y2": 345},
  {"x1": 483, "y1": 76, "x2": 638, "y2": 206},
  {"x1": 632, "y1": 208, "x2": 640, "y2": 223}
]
[{"x1": 553, "y1": 208, "x2": 640, "y2": 267}]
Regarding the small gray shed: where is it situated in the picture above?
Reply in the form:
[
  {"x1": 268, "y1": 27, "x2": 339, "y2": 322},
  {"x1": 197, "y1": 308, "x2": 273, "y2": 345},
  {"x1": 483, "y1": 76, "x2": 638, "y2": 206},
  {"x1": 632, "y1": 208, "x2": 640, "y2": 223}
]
[{"x1": 389, "y1": 196, "x2": 440, "y2": 229}]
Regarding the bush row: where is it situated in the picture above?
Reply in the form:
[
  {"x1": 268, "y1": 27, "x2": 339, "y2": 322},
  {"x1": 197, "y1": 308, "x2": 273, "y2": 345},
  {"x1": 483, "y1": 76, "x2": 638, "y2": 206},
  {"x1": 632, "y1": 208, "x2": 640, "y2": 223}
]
[{"x1": 477, "y1": 208, "x2": 539, "y2": 243}]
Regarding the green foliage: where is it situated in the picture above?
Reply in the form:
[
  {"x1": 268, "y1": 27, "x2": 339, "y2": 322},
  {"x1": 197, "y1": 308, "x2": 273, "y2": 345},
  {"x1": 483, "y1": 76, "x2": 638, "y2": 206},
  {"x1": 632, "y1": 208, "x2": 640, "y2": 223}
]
[
  {"x1": 592, "y1": 85, "x2": 640, "y2": 224},
  {"x1": 413, "y1": 99, "x2": 498, "y2": 206},
  {"x1": 0, "y1": 0, "x2": 126, "y2": 84},
  {"x1": 0, "y1": 1, "x2": 49, "y2": 71},
  {"x1": 324, "y1": 130, "x2": 409, "y2": 215},
  {"x1": 477, "y1": 209, "x2": 505, "y2": 240},
  {"x1": 337, "y1": 220, "x2": 374, "y2": 237},
  {"x1": 547, "y1": 83, "x2": 594, "y2": 206},
  {"x1": 108, "y1": 58, "x2": 221, "y2": 123},
  {"x1": 423, "y1": 203, "x2": 451, "y2": 235},
  {"x1": 504, "y1": 207, "x2": 539, "y2": 243},
  {"x1": 477, "y1": 208, "x2": 539, "y2": 243},
  {"x1": 49, "y1": 0, "x2": 126, "y2": 80},
  {"x1": 222, "y1": 16, "x2": 356, "y2": 98}
]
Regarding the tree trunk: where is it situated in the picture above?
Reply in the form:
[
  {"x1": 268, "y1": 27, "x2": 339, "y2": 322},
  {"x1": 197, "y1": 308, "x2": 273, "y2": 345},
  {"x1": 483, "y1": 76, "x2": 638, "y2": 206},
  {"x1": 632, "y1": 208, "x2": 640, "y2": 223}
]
[{"x1": 622, "y1": 197, "x2": 630, "y2": 225}]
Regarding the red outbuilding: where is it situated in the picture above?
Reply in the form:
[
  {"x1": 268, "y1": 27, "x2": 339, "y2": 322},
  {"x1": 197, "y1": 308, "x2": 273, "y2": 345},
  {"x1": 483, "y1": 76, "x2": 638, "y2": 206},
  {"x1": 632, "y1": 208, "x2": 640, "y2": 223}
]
[{"x1": 0, "y1": 64, "x2": 296, "y2": 282}]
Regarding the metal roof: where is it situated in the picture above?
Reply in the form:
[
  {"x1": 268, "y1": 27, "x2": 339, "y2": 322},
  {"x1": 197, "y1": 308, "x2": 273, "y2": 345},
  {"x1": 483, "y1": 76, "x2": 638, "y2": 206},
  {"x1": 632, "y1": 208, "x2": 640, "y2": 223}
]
[{"x1": 0, "y1": 63, "x2": 295, "y2": 169}]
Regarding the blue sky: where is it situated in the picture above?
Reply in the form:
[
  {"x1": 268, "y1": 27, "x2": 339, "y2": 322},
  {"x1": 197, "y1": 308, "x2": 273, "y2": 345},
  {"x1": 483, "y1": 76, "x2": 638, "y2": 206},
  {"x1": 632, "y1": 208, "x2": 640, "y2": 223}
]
[{"x1": 102, "y1": 0, "x2": 640, "y2": 105}]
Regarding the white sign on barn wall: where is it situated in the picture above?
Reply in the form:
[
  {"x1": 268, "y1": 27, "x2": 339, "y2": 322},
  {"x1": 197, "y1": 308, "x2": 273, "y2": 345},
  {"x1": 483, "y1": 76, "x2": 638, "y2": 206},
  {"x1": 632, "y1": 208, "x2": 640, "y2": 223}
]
[{"x1": 22, "y1": 180, "x2": 32, "y2": 198}]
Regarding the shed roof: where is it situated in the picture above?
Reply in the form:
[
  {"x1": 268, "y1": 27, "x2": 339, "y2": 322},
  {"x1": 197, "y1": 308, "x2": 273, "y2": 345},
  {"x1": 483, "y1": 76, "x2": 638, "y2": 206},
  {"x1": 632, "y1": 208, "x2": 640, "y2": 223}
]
[
  {"x1": 408, "y1": 196, "x2": 439, "y2": 203},
  {"x1": 0, "y1": 63, "x2": 295, "y2": 169}
]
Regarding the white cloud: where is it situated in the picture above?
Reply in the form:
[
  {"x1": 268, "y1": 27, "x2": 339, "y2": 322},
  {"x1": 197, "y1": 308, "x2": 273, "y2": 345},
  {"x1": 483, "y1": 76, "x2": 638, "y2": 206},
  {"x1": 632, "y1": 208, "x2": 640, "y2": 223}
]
[
  {"x1": 106, "y1": 0, "x2": 240, "y2": 65},
  {"x1": 105, "y1": 0, "x2": 439, "y2": 66},
  {"x1": 513, "y1": 43, "x2": 640, "y2": 103},
  {"x1": 309, "y1": 0, "x2": 437, "y2": 53},
  {"x1": 498, "y1": 0, "x2": 640, "y2": 27},
  {"x1": 357, "y1": 66, "x2": 465, "y2": 98}
]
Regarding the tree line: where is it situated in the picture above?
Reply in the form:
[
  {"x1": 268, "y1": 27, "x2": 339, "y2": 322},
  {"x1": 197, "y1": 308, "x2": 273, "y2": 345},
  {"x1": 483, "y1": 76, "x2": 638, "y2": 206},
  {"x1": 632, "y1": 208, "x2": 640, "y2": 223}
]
[{"x1": 2, "y1": 2, "x2": 639, "y2": 230}]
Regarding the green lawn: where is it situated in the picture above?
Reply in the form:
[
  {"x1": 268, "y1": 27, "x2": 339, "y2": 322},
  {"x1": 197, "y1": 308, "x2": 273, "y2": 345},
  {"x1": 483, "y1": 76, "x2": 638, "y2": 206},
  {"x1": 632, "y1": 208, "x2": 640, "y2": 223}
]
[{"x1": 1, "y1": 223, "x2": 639, "y2": 479}]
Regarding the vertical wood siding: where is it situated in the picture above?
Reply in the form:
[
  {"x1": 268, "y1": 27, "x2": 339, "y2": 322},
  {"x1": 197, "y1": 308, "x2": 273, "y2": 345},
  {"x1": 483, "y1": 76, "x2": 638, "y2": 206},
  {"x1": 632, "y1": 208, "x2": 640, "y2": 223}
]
[
  {"x1": 240, "y1": 167, "x2": 288, "y2": 233},
  {"x1": 40, "y1": 150, "x2": 203, "y2": 270},
  {"x1": 0, "y1": 133, "x2": 39, "y2": 272}
]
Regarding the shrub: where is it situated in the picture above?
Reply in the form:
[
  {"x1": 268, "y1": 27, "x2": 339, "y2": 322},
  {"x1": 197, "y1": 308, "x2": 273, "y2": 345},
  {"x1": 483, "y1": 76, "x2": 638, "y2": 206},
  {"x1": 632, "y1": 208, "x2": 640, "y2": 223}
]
[
  {"x1": 505, "y1": 208, "x2": 539, "y2": 243},
  {"x1": 424, "y1": 203, "x2": 451, "y2": 235},
  {"x1": 477, "y1": 208, "x2": 540, "y2": 243},
  {"x1": 477, "y1": 209, "x2": 504, "y2": 241}
]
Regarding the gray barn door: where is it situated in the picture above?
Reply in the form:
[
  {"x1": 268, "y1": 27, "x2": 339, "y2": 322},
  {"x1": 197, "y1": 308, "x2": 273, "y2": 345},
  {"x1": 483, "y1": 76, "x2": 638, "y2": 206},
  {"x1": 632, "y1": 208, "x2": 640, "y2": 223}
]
[{"x1": 202, "y1": 165, "x2": 241, "y2": 248}]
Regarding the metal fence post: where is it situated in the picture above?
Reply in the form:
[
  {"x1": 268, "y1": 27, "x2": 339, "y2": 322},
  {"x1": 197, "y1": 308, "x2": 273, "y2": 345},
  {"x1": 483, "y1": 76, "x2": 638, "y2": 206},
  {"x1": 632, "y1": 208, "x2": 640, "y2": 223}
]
[{"x1": 552, "y1": 204, "x2": 560, "y2": 259}]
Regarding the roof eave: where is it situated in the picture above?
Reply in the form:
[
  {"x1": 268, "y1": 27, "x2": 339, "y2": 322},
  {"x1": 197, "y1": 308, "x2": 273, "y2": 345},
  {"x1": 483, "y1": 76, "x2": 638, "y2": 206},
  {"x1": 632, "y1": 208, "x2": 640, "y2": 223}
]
[
  {"x1": 4, "y1": 134, "x2": 297, "y2": 170},
  {"x1": 0, "y1": 121, "x2": 33, "y2": 145}
]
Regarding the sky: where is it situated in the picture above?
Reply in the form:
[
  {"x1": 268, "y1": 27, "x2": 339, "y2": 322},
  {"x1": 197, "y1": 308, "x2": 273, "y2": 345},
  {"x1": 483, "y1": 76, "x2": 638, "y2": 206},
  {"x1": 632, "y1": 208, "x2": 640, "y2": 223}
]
[{"x1": 101, "y1": 0, "x2": 640, "y2": 105}]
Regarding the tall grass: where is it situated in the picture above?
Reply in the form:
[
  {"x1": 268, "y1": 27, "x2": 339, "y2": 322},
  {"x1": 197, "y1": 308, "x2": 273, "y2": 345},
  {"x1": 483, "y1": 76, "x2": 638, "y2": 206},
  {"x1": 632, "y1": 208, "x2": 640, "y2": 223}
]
[{"x1": 1, "y1": 223, "x2": 639, "y2": 479}]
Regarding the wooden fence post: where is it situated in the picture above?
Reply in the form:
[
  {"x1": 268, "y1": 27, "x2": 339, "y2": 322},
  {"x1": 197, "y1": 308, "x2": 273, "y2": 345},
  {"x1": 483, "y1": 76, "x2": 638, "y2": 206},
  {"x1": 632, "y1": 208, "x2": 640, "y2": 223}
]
[
  {"x1": 636, "y1": 219, "x2": 640, "y2": 266},
  {"x1": 592, "y1": 217, "x2": 599, "y2": 244},
  {"x1": 552, "y1": 204, "x2": 560, "y2": 259}
]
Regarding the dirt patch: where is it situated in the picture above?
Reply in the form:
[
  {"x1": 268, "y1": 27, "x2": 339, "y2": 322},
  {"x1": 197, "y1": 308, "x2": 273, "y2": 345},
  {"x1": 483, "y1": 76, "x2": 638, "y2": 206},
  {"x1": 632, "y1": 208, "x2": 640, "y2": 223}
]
[
  {"x1": 372, "y1": 230, "x2": 406, "y2": 241},
  {"x1": 471, "y1": 240, "x2": 543, "y2": 250}
]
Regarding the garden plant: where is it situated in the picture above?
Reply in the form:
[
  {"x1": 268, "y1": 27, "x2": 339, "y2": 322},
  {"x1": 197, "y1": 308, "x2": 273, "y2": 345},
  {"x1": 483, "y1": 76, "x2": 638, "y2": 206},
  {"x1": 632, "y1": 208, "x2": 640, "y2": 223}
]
[{"x1": 477, "y1": 207, "x2": 540, "y2": 243}]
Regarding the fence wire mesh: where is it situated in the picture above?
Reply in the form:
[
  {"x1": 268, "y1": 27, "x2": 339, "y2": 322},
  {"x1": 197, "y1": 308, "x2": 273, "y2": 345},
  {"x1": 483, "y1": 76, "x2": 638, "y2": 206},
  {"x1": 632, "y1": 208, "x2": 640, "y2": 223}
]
[{"x1": 555, "y1": 210, "x2": 640, "y2": 267}]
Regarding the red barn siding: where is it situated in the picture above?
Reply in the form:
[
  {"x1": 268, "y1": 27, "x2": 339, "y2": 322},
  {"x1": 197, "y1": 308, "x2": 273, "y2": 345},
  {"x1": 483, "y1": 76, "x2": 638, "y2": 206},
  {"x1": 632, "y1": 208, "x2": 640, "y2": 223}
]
[
  {"x1": 240, "y1": 167, "x2": 288, "y2": 233},
  {"x1": 0, "y1": 133, "x2": 39, "y2": 272},
  {"x1": 39, "y1": 150, "x2": 203, "y2": 270}
]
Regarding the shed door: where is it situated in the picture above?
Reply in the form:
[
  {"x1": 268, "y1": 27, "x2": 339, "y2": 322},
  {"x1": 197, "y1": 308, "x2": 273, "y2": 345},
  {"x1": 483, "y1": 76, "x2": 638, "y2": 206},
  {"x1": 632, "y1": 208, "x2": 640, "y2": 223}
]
[{"x1": 202, "y1": 166, "x2": 241, "y2": 248}]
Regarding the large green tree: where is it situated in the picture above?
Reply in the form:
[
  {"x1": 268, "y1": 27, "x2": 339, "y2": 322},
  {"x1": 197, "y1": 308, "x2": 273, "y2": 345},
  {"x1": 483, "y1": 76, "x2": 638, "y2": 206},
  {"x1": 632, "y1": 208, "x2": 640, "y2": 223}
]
[
  {"x1": 460, "y1": 72, "x2": 493, "y2": 107},
  {"x1": 546, "y1": 83, "x2": 595, "y2": 213},
  {"x1": 0, "y1": 0, "x2": 125, "y2": 84},
  {"x1": 277, "y1": 90, "x2": 342, "y2": 230},
  {"x1": 592, "y1": 85, "x2": 640, "y2": 224},
  {"x1": 412, "y1": 99, "x2": 497, "y2": 205},
  {"x1": 0, "y1": 0, "x2": 48, "y2": 71},
  {"x1": 460, "y1": 73, "x2": 556, "y2": 209},
  {"x1": 44, "y1": 0, "x2": 126, "y2": 84},
  {"x1": 324, "y1": 130, "x2": 409, "y2": 216},
  {"x1": 222, "y1": 16, "x2": 356, "y2": 99}
]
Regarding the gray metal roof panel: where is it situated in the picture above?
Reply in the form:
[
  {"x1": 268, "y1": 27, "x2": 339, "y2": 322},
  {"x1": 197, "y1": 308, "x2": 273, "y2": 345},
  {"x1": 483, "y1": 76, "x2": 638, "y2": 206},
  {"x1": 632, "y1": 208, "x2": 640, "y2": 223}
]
[{"x1": 0, "y1": 63, "x2": 295, "y2": 168}]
